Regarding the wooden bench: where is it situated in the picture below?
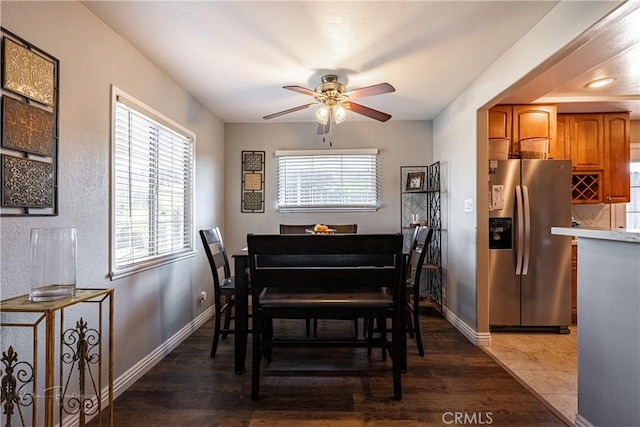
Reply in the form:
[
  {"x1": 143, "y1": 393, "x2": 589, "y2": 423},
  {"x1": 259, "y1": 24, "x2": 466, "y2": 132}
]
[{"x1": 247, "y1": 233, "x2": 405, "y2": 400}]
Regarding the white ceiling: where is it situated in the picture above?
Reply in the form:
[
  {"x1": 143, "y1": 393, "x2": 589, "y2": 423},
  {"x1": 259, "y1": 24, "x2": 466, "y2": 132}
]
[{"x1": 83, "y1": 1, "x2": 639, "y2": 123}]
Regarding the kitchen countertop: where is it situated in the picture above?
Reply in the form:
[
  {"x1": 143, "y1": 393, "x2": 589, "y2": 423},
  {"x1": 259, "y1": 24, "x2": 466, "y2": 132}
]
[{"x1": 552, "y1": 227, "x2": 640, "y2": 243}]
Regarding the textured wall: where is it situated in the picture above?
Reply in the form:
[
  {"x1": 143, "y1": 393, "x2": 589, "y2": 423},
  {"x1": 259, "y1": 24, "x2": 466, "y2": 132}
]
[
  {"x1": 0, "y1": 0, "x2": 224, "y2": 393},
  {"x1": 223, "y1": 120, "x2": 433, "y2": 256},
  {"x1": 432, "y1": 1, "x2": 618, "y2": 337}
]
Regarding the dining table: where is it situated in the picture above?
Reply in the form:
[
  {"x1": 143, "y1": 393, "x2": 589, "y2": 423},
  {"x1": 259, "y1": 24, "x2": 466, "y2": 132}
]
[{"x1": 230, "y1": 244, "x2": 408, "y2": 375}]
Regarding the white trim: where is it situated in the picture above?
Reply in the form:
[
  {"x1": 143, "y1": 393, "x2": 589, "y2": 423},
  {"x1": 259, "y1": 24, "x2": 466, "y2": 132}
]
[
  {"x1": 575, "y1": 414, "x2": 596, "y2": 427},
  {"x1": 71, "y1": 306, "x2": 215, "y2": 427},
  {"x1": 112, "y1": 86, "x2": 195, "y2": 139},
  {"x1": 275, "y1": 148, "x2": 378, "y2": 156},
  {"x1": 443, "y1": 306, "x2": 492, "y2": 346},
  {"x1": 110, "y1": 251, "x2": 196, "y2": 280}
]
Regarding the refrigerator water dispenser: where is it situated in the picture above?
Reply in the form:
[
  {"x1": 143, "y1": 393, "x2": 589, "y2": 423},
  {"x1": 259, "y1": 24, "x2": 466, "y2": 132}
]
[{"x1": 489, "y1": 218, "x2": 512, "y2": 249}]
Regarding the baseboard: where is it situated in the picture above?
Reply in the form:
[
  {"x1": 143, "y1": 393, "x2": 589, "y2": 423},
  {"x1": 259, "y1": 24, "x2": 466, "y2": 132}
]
[
  {"x1": 60, "y1": 305, "x2": 215, "y2": 427},
  {"x1": 443, "y1": 306, "x2": 491, "y2": 346},
  {"x1": 574, "y1": 414, "x2": 595, "y2": 427}
]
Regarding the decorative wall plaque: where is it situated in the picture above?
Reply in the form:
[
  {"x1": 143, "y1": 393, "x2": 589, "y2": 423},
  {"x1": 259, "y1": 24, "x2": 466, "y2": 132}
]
[
  {"x1": 242, "y1": 191, "x2": 263, "y2": 211},
  {"x1": 241, "y1": 151, "x2": 265, "y2": 212},
  {"x1": 2, "y1": 38, "x2": 55, "y2": 106},
  {"x1": 1, "y1": 28, "x2": 59, "y2": 216},
  {"x1": 1, "y1": 155, "x2": 53, "y2": 208},
  {"x1": 2, "y1": 96, "x2": 54, "y2": 156},
  {"x1": 243, "y1": 173, "x2": 262, "y2": 191}
]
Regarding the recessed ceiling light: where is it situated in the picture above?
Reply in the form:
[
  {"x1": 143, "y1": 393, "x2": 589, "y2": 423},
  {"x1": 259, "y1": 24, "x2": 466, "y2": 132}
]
[{"x1": 586, "y1": 78, "x2": 615, "y2": 89}]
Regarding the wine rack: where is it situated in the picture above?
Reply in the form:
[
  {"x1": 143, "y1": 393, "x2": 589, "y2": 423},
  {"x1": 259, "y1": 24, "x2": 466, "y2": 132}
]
[{"x1": 572, "y1": 172, "x2": 603, "y2": 203}]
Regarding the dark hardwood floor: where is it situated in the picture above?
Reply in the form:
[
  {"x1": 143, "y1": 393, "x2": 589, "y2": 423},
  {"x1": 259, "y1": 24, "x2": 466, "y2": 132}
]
[{"x1": 91, "y1": 312, "x2": 565, "y2": 426}]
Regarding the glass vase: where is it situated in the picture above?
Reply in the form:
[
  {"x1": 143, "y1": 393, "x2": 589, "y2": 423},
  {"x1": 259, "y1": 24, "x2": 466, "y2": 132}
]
[{"x1": 29, "y1": 227, "x2": 77, "y2": 302}]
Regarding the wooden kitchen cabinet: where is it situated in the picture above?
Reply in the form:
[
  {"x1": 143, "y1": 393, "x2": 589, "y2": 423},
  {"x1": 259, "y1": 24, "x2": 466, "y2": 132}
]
[
  {"x1": 553, "y1": 112, "x2": 630, "y2": 204},
  {"x1": 603, "y1": 113, "x2": 631, "y2": 203},
  {"x1": 571, "y1": 244, "x2": 577, "y2": 324},
  {"x1": 569, "y1": 114, "x2": 604, "y2": 171},
  {"x1": 488, "y1": 105, "x2": 512, "y2": 140},
  {"x1": 512, "y1": 105, "x2": 557, "y2": 156},
  {"x1": 489, "y1": 104, "x2": 556, "y2": 158},
  {"x1": 550, "y1": 114, "x2": 570, "y2": 160}
]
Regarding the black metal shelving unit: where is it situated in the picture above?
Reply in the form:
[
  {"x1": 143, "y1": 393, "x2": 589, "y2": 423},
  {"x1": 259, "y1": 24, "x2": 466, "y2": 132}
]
[
  {"x1": 425, "y1": 162, "x2": 443, "y2": 316},
  {"x1": 400, "y1": 162, "x2": 443, "y2": 316}
]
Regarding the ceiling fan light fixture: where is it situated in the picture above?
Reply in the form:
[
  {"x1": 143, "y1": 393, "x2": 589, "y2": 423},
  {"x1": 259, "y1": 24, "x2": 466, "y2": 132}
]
[
  {"x1": 334, "y1": 104, "x2": 347, "y2": 124},
  {"x1": 586, "y1": 78, "x2": 615, "y2": 89},
  {"x1": 316, "y1": 105, "x2": 329, "y2": 125}
]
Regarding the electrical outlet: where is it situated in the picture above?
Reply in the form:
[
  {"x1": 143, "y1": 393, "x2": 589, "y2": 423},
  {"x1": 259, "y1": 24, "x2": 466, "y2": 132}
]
[
  {"x1": 464, "y1": 199, "x2": 474, "y2": 213},
  {"x1": 197, "y1": 291, "x2": 207, "y2": 307}
]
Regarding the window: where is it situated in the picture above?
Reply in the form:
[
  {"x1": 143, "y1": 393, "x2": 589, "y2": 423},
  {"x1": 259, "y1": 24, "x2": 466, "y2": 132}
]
[
  {"x1": 110, "y1": 87, "x2": 195, "y2": 278},
  {"x1": 275, "y1": 149, "x2": 378, "y2": 211},
  {"x1": 627, "y1": 161, "x2": 640, "y2": 229}
]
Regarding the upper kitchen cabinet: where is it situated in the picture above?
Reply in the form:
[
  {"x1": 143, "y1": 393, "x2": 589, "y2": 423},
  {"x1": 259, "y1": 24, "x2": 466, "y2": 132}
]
[
  {"x1": 552, "y1": 112, "x2": 630, "y2": 204},
  {"x1": 489, "y1": 104, "x2": 557, "y2": 158},
  {"x1": 569, "y1": 114, "x2": 604, "y2": 171},
  {"x1": 488, "y1": 105, "x2": 512, "y2": 140},
  {"x1": 603, "y1": 113, "x2": 631, "y2": 203}
]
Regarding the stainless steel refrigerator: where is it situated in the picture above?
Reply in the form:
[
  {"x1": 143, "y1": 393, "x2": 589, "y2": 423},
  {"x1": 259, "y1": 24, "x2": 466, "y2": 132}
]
[{"x1": 488, "y1": 159, "x2": 572, "y2": 332}]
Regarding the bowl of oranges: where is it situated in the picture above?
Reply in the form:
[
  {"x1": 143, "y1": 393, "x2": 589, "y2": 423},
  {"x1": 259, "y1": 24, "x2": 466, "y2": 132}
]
[{"x1": 307, "y1": 224, "x2": 336, "y2": 235}]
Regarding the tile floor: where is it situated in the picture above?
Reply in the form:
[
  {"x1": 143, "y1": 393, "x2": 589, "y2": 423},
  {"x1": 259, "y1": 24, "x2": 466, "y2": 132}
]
[{"x1": 483, "y1": 327, "x2": 577, "y2": 426}]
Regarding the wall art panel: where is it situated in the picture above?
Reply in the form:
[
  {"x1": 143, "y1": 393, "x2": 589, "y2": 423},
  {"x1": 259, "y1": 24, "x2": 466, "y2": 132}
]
[
  {"x1": 1, "y1": 155, "x2": 53, "y2": 208},
  {"x1": 2, "y1": 95, "x2": 54, "y2": 156},
  {"x1": 241, "y1": 151, "x2": 265, "y2": 213}
]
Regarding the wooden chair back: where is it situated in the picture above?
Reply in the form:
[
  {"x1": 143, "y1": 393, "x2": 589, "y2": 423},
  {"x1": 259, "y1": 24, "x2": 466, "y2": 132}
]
[
  {"x1": 247, "y1": 233, "x2": 405, "y2": 400},
  {"x1": 407, "y1": 226, "x2": 434, "y2": 288},
  {"x1": 199, "y1": 228, "x2": 232, "y2": 289}
]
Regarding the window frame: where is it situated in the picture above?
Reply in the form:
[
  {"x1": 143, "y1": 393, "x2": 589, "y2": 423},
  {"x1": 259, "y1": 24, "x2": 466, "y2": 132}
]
[
  {"x1": 275, "y1": 148, "x2": 379, "y2": 212},
  {"x1": 109, "y1": 86, "x2": 196, "y2": 279},
  {"x1": 624, "y1": 158, "x2": 640, "y2": 229}
]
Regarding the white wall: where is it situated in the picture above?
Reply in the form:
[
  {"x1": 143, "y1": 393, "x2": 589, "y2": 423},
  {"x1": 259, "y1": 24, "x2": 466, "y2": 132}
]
[
  {"x1": 432, "y1": 1, "x2": 621, "y2": 338},
  {"x1": 0, "y1": 0, "x2": 224, "y2": 395},
  {"x1": 223, "y1": 121, "x2": 432, "y2": 254}
]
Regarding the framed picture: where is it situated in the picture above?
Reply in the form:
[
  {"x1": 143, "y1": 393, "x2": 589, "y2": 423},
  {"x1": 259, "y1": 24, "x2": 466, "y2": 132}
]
[{"x1": 406, "y1": 171, "x2": 425, "y2": 191}]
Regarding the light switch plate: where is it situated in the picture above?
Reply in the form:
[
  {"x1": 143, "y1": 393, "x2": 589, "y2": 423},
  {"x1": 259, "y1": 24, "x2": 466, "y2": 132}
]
[{"x1": 464, "y1": 199, "x2": 474, "y2": 212}]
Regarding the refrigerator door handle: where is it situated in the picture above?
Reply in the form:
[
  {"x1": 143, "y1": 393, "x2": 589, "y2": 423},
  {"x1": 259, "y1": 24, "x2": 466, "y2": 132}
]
[
  {"x1": 515, "y1": 185, "x2": 524, "y2": 275},
  {"x1": 522, "y1": 185, "x2": 531, "y2": 275}
]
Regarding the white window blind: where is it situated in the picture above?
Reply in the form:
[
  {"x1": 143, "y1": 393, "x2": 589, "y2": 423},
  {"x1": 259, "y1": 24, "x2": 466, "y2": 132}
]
[
  {"x1": 627, "y1": 161, "x2": 640, "y2": 229},
  {"x1": 111, "y1": 89, "x2": 195, "y2": 278},
  {"x1": 276, "y1": 149, "x2": 379, "y2": 211}
]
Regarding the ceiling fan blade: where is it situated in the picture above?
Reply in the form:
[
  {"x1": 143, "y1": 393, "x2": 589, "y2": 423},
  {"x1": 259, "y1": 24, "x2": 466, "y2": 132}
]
[
  {"x1": 263, "y1": 103, "x2": 316, "y2": 120},
  {"x1": 284, "y1": 85, "x2": 319, "y2": 98},
  {"x1": 344, "y1": 83, "x2": 395, "y2": 99},
  {"x1": 317, "y1": 120, "x2": 330, "y2": 135},
  {"x1": 344, "y1": 101, "x2": 392, "y2": 122}
]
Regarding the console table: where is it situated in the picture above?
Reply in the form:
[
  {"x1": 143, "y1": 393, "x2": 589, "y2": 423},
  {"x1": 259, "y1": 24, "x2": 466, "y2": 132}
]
[{"x1": 0, "y1": 288, "x2": 114, "y2": 427}]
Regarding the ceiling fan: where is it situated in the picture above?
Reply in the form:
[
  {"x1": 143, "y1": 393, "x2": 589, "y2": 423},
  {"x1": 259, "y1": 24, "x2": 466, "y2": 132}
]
[{"x1": 263, "y1": 74, "x2": 395, "y2": 135}]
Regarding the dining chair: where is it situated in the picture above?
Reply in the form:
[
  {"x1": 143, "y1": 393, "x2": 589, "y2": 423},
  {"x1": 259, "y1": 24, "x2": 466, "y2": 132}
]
[
  {"x1": 247, "y1": 233, "x2": 405, "y2": 400},
  {"x1": 200, "y1": 227, "x2": 238, "y2": 358},
  {"x1": 279, "y1": 223, "x2": 359, "y2": 337},
  {"x1": 406, "y1": 226, "x2": 434, "y2": 356}
]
